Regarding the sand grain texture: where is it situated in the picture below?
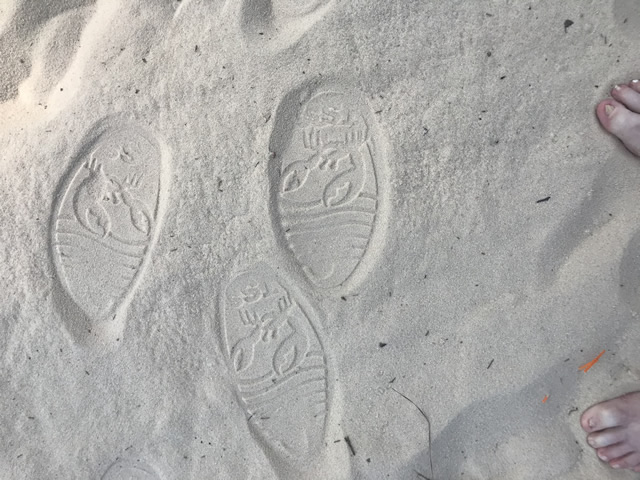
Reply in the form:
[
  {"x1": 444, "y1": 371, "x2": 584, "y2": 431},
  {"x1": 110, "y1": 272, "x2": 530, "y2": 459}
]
[{"x1": 2, "y1": 0, "x2": 640, "y2": 479}]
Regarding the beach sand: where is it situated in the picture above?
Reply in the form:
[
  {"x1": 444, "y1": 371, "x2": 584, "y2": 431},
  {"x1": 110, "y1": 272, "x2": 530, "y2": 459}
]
[{"x1": 1, "y1": 0, "x2": 640, "y2": 478}]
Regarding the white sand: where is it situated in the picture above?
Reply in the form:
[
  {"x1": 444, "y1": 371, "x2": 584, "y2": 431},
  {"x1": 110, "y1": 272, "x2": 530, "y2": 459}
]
[{"x1": 2, "y1": 0, "x2": 640, "y2": 478}]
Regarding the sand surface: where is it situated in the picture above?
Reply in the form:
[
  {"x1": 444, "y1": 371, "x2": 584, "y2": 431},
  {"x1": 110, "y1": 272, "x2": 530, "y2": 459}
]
[{"x1": 2, "y1": 0, "x2": 640, "y2": 478}]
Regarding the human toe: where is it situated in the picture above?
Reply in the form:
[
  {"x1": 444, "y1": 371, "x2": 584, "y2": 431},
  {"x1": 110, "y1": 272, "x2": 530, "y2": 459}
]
[
  {"x1": 609, "y1": 451, "x2": 640, "y2": 470},
  {"x1": 596, "y1": 442, "x2": 633, "y2": 462},
  {"x1": 581, "y1": 400, "x2": 626, "y2": 433},
  {"x1": 587, "y1": 427, "x2": 626, "y2": 448},
  {"x1": 595, "y1": 99, "x2": 640, "y2": 155},
  {"x1": 611, "y1": 84, "x2": 640, "y2": 113}
]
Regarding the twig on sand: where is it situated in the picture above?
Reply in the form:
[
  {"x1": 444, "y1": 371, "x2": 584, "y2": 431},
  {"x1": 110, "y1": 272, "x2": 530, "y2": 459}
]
[
  {"x1": 391, "y1": 387, "x2": 433, "y2": 479},
  {"x1": 344, "y1": 436, "x2": 356, "y2": 456}
]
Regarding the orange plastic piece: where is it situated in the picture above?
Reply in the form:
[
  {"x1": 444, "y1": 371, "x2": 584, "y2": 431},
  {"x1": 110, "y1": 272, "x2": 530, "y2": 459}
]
[
  {"x1": 542, "y1": 395, "x2": 549, "y2": 403},
  {"x1": 579, "y1": 350, "x2": 605, "y2": 373}
]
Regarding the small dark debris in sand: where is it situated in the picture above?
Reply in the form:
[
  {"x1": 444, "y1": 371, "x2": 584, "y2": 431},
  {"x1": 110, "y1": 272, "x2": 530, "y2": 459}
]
[
  {"x1": 389, "y1": 377, "x2": 396, "y2": 383},
  {"x1": 500, "y1": 75, "x2": 506, "y2": 80},
  {"x1": 379, "y1": 342, "x2": 387, "y2": 348},
  {"x1": 366, "y1": 458, "x2": 371, "y2": 463},
  {"x1": 195, "y1": 45, "x2": 199, "y2": 52},
  {"x1": 334, "y1": 439, "x2": 341, "y2": 443},
  {"x1": 423, "y1": 126, "x2": 429, "y2": 135},
  {"x1": 536, "y1": 196, "x2": 551, "y2": 203},
  {"x1": 486, "y1": 51, "x2": 492, "y2": 57},
  {"x1": 564, "y1": 19, "x2": 574, "y2": 33},
  {"x1": 344, "y1": 436, "x2": 356, "y2": 456},
  {"x1": 341, "y1": 296, "x2": 347, "y2": 301},
  {"x1": 487, "y1": 359, "x2": 494, "y2": 369},
  {"x1": 415, "y1": 471, "x2": 430, "y2": 480},
  {"x1": 568, "y1": 407, "x2": 579, "y2": 415}
]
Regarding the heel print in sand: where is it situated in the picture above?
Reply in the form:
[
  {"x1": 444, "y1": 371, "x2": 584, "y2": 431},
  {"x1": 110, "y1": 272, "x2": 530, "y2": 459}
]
[
  {"x1": 102, "y1": 459, "x2": 160, "y2": 479},
  {"x1": 222, "y1": 264, "x2": 329, "y2": 474},
  {"x1": 239, "y1": 0, "x2": 335, "y2": 51},
  {"x1": 50, "y1": 116, "x2": 170, "y2": 338},
  {"x1": 269, "y1": 83, "x2": 388, "y2": 290}
]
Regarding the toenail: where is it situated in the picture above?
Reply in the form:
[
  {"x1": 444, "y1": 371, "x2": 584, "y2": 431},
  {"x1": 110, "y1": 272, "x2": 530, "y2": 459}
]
[
  {"x1": 605, "y1": 105, "x2": 615, "y2": 117},
  {"x1": 599, "y1": 452, "x2": 608, "y2": 461},
  {"x1": 612, "y1": 463, "x2": 620, "y2": 469},
  {"x1": 633, "y1": 79, "x2": 639, "y2": 83},
  {"x1": 615, "y1": 84, "x2": 622, "y2": 90},
  {"x1": 588, "y1": 437, "x2": 596, "y2": 447}
]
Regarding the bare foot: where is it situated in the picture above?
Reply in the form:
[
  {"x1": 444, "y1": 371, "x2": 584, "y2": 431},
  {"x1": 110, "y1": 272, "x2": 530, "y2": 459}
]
[
  {"x1": 581, "y1": 392, "x2": 640, "y2": 472},
  {"x1": 596, "y1": 80, "x2": 640, "y2": 157}
]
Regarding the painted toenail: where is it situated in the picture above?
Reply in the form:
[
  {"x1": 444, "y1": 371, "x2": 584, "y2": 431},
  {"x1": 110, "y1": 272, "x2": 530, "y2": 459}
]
[
  {"x1": 605, "y1": 105, "x2": 615, "y2": 117},
  {"x1": 633, "y1": 79, "x2": 639, "y2": 83}
]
